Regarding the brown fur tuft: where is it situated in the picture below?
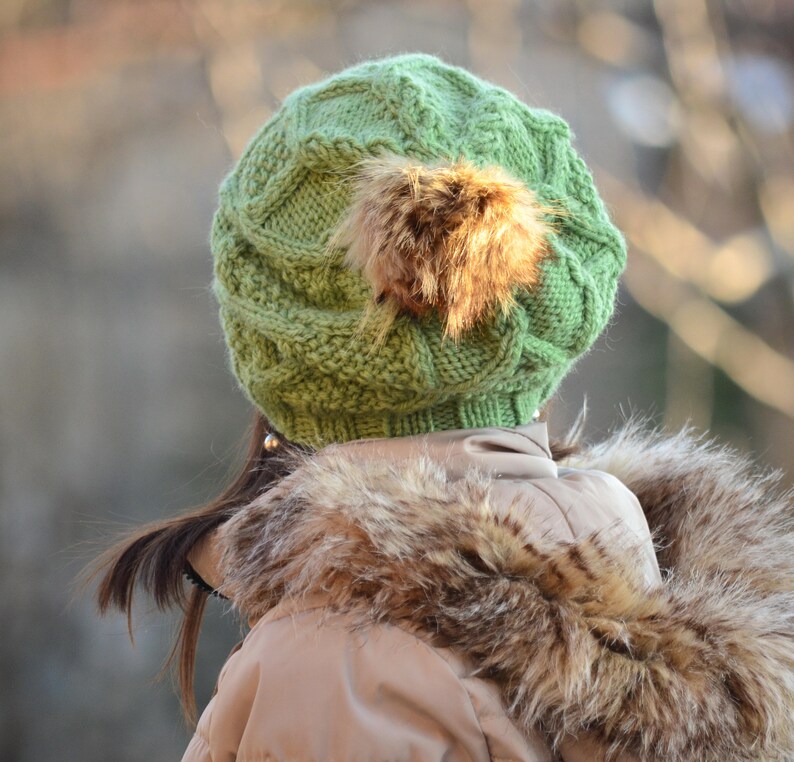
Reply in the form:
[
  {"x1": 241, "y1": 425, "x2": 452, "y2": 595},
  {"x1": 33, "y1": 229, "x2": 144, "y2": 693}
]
[{"x1": 337, "y1": 154, "x2": 554, "y2": 340}]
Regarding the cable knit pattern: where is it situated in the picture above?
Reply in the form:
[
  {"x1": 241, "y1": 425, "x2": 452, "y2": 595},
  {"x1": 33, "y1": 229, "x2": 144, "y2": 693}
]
[{"x1": 211, "y1": 54, "x2": 626, "y2": 447}]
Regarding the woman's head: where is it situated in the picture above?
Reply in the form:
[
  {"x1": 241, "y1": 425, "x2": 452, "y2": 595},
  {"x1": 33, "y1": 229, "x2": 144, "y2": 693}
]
[
  {"x1": 212, "y1": 53, "x2": 625, "y2": 448},
  {"x1": 93, "y1": 54, "x2": 620, "y2": 719}
]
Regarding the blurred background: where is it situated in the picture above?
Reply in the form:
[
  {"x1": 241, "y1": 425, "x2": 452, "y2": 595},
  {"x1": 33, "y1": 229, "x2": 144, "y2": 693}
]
[{"x1": 1, "y1": 0, "x2": 793, "y2": 759}]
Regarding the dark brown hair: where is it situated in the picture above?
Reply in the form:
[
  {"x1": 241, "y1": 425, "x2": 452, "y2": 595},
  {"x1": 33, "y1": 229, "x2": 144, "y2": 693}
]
[
  {"x1": 93, "y1": 407, "x2": 575, "y2": 723},
  {"x1": 92, "y1": 411, "x2": 310, "y2": 722}
]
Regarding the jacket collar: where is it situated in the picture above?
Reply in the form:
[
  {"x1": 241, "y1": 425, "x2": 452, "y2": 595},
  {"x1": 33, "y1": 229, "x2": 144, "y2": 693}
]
[
  {"x1": 319, "y1": 422, "x2": 558, "y2": 480},
  {"x1": 218, "y1": 423, "x2": 794, "y2": 761}
]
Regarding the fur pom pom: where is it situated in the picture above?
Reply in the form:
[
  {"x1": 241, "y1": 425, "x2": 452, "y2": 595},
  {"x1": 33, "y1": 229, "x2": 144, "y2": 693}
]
[{"x1": 337, "y1": 154, "x2": 554, "y2": 340}]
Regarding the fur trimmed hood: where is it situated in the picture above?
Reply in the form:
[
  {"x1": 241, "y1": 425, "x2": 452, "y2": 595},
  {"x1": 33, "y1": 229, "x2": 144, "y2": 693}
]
[{"x1": 218, "y1": 425, "x2": 794, "y2": 761}]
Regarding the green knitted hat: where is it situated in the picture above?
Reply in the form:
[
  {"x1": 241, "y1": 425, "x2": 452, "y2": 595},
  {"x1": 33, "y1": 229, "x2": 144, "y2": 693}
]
[{"x1": 211, "y1": 54, "x2": 626, "y2": 447}]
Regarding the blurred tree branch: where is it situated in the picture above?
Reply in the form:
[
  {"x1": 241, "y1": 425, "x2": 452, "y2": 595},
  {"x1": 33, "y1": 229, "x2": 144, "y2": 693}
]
[
  {"x1": 623, "y1": 246, "x2": 794, "y2": 418},
  {"x1": 571, "y1": 0, "x2": 794, "y2": 421}
]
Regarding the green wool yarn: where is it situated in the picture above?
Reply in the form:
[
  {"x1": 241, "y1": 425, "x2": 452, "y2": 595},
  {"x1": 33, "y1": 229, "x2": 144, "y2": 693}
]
[{"x1": 211, "y1": 54, "x2": 626, "y2": 448}]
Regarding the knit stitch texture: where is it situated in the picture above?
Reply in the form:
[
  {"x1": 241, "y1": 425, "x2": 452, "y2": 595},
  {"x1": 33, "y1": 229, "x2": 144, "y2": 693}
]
[{"x1": 211, "y1": 54, "x2": 626, "y2": 447}]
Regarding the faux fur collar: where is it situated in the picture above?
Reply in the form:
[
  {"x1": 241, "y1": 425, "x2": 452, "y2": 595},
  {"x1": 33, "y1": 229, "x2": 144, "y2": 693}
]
[{"x1": 219, "y1": 425, "x2": 794, "y2": 761}]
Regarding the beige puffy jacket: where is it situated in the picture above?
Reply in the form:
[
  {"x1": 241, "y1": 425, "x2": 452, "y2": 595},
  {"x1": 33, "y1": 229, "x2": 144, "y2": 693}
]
[{"x1": 183, "y1": 423, "x2": 794, "y2": 762}]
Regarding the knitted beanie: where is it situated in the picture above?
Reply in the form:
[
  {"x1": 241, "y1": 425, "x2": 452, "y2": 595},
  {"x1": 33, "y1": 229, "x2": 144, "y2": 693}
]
[{"x1": 211, "y1": 54, "x2": 626, "y2": 448}]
